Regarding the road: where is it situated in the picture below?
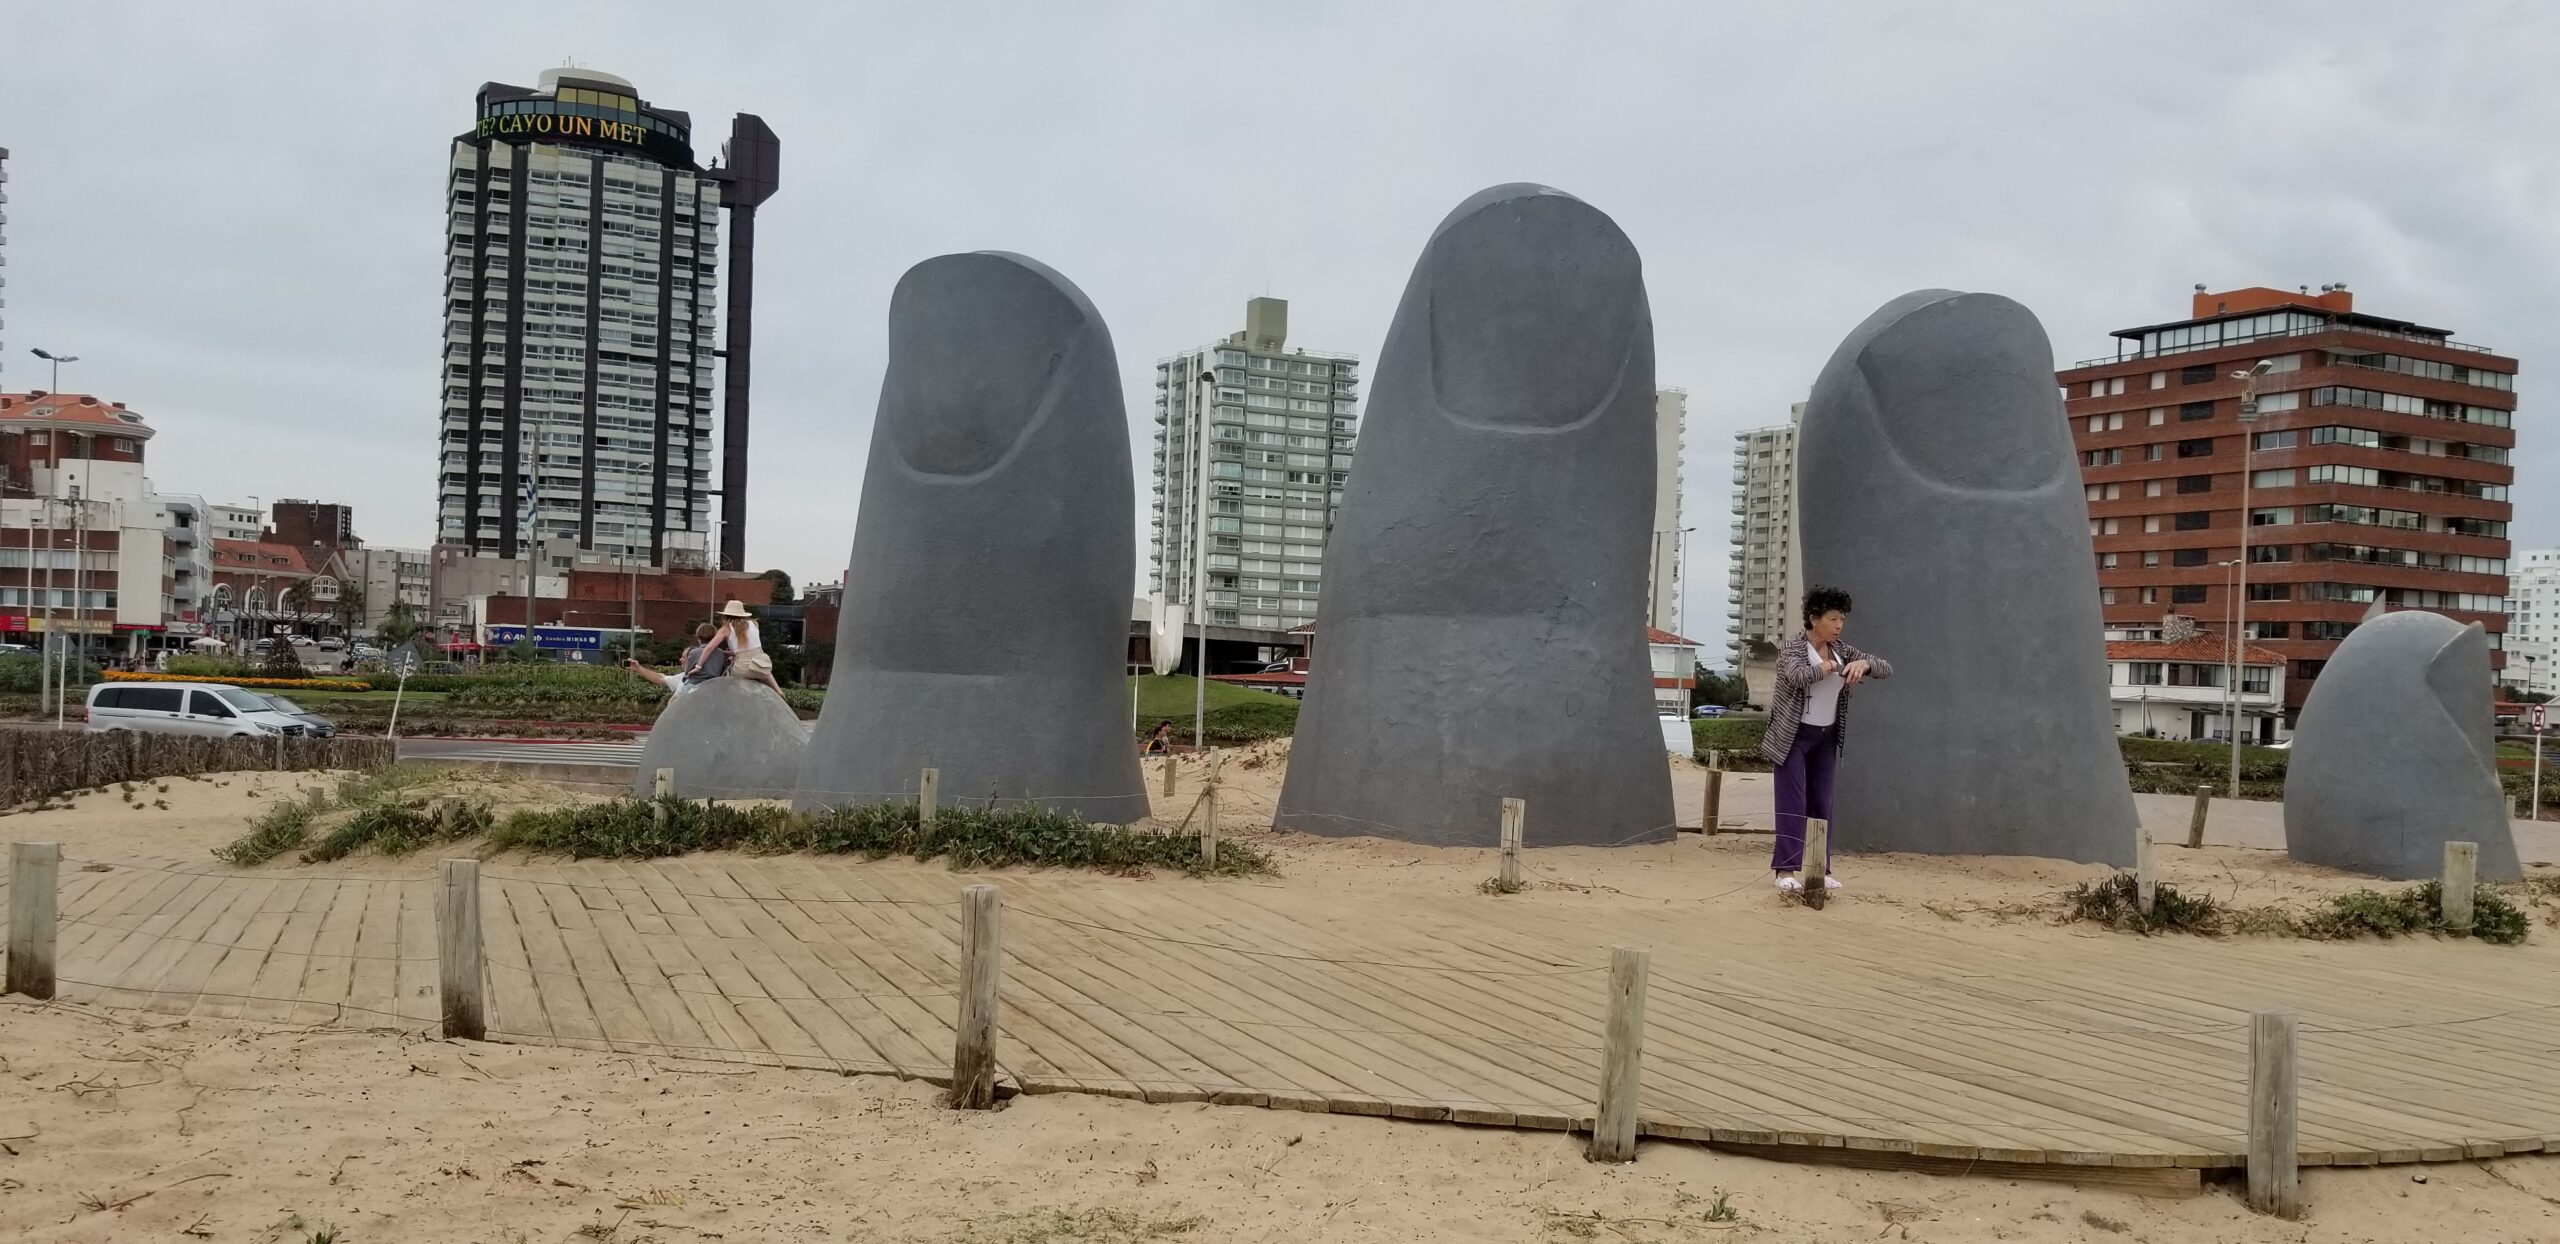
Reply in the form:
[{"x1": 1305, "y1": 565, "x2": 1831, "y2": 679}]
[{"x1": 396, "y1": 737, "x2": 644, "y2": 767}]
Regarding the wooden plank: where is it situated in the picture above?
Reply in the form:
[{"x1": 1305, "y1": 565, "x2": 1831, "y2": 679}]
[
  {"x1": 138, "y1": 874, "x2": 278, "y2": 1016},
  {"x1": 494, "y1": 875, "x2": 606, "y2": 1046},
  {"x1": 1705, "y1": 1141, "x2": 2204, "y2": 1198},
  {"x1": 196, "y1": 876, "x2": 308, "y2": 1021},
  {"x1": 293, "y1": 878, "x2": 369, "y2": 1025},
  {"x1": 532, "y1": 868, "x2": 658, "y2": 1052},
  {"x1": 561, "y1": 862, "x2": 709, "y2": 1056},
  {"x1": 348, "y1": 876, "x2": 408, "y2": 1021},
  {"x1": 597, "y1": 860, "x2": 817, "y2": 1065},
  {"x1": 239, "y1": 875, "x2": 339, "y2": 1024},
  {"x1": 2251, "y1": 1011, "x2": 2301, "y2": 1218},
  {"x1": 592, "y1": 860, "x2": 804, "y2": 1062}
]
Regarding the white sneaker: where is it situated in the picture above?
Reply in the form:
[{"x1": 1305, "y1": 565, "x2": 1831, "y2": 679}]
[
  {"x1": 1775, "y1": 874, "x2": 1803, "y2": 892},
  {"x1": 1822, "y1": 875, "x2": 1842, "y2": 890}
]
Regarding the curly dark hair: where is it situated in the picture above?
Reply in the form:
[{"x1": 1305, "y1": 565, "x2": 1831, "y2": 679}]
[{"x1": 1802, "y1": 585, "x2": 1853, "y2": 626}]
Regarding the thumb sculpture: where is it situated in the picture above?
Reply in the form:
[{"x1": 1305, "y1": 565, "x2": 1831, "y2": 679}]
[
  {"x1": 794, "y1": 252, "x2": 1148, "y2": 823},
  {"x1": 1798, "y1": 290, "x2": 2138, "y2": 865},
  {"x1": 1275, "y1": 183, "x2": 1675, "y2": 847},
  {"x1": 2284, "y1": 610, "x2": 2519, "y2": 881},
  {"x1": 631, "y1": 677, "x2": 809, "y2": 800}
]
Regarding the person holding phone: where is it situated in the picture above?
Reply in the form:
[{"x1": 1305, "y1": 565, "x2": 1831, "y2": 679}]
[{"x1": 1757, "y1": 585, "x2": 1893, "y2": 892}]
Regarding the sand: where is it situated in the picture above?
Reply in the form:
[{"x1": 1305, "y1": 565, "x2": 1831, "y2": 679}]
[{"x1": 4, "y1": 750, "x2": 2560, "y2": 1241}]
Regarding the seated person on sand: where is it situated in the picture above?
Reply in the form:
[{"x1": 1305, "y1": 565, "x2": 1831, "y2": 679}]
[{"x1": 624, "y1": 623, "x2": 731, "y2": 697}]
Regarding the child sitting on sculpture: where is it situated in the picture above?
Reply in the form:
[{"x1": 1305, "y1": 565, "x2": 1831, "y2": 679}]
[{"x1": 625, "y1": 623, "x2": 729, "y2": 697}]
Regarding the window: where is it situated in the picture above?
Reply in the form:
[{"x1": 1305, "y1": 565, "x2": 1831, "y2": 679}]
[
  {"x1": 2143, "y1": 443, "x2": 2165, "y2": 461},
  {"x1": 2140, "y1": 587, "x2": 2159, "y2": 604},
  {"x1": 190, "y1": 690, "x2": 236, "y2": 719},
  {"x1": 2246, "y1": 621, "x2": 2289, "y2": 641},
  {"x1": 2177, "y1": 438, "x2": 2215, "y2": 458},
  {"x1": 2087, "y1": 415, "x2": 2104, "y2": 434},
  {"x1": 2148, "y1": 408, "x2": 2168, "y2": 426},
  {"x1": 2101, "y1": 588, "x2": 2119, "y2": 605},
  {"x1": 2241, "y1": 669, "x2": 2272, "y2": 694},
  {"x1": 2150, "y1": 373, "x2": 2168, "y2": 390},
  {"x1": 2142, "y1": 515, "x2": 2162, "y2": 534},
  {"x1": 2249, "y1": 582, "x2": 2292, "y2": 602},
  {"x1": 2309, "y1": 425, "x2": 2380, "y2": 449},
  {"x1": 2176, "y1": 475, "x2": 2212, "y2": 494},
  {"x1": 2174, "y1": 511, "x2": 2211, "y2": 531},
  {"x1": 2305, "y1": 464, "x2": 2378, "y2": 487},
  {"x1": 2251, "y1": 544, "x2": 2294, "y2": 564},
  {"x1": 2142, "y1": 550, "x2": 2161, "y2": 568},
  {"x1": 2171, "y1": 584, "x2": 2209, "y2": 605},
  {"x1": 2172, "y1": 548, "x2": 2208, "y2": 567},
  {"x1": 2166, "y1": 660, "x2": 2219, "y2": 685},
  {"x1": 2100, "y1": 518, "x2": 2121, "y2": 535},
  {"x1": 2125, "y1": 662, "x2": 2164, "y2": 686},
  {"x1": 2180, "y1": 365, "x2": 2215, "y2": 385},
  {"x1": 2179, "y1": 401, "x2": 2215, "y2": 421},
  {"x1": 2100, "y1": 553, "x2": 2120, "y2": 569},
  {"x1": 2251, "y1": 507, "x2": 2293, "y2": 526},
  {"x1": 2082, "y1": 448, "x2": 2122, "y2": 467},
  {"x1": 2144, "y1": 480, "x2": 2164, "y2": 497},
  {"x1": 127, "y1": 686, "x2": 185, "y2": 712},
  {"x1": 2251, "y1": 468, "x2": 2295, "y2": 488}
]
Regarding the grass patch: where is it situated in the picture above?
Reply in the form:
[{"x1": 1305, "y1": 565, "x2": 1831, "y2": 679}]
[
  {"x1": 487, "y1": 797, "x2": 1272, "y2": 877},
  {"x1": 2060, "y1": 872, "x2": 2224, "y2": 935},
  {"x1": 2300, "y1": 882, "x2": 2529, "y2": 946},
  {"x1": 212, "y1": 766, "x2": 453, "y2": 866},
  {"x1": 1129, "y1": 674, "x2": 1300, "y2": 746}
]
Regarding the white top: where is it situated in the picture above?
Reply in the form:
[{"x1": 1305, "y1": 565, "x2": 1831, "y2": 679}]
[
  {"x1": 718, "y1": 619, "x2": 764, "y2": 653},
  {"x1": 1801, "y1": 638, "x2": 1846, "y2": 728}
]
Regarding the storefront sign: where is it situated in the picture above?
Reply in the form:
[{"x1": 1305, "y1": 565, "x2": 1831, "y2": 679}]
[{"x1": 485, "y1": 624, "x2": 605, "y2": 651}]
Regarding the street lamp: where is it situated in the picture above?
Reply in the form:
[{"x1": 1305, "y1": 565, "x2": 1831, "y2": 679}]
[
  {"x1": 1191, "y1": 365, "x2": 1217, "y2": 750},
  {"x1": 2229, "y1": 358, "x2": 2276, "y2": 794},
  {"x1": 28, "y1": 348, "x2": 78, "y2": 391},
  {"x1": 2217, "y1": 558, "x2": 2243, "y2": 745}
]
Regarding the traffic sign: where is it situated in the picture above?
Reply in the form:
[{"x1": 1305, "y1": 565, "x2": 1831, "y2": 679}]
[{"x1": 2535, "y1": 704, "x2": 2549, "y2": 733}]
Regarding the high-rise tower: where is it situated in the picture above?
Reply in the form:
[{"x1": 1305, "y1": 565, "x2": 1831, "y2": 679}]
[{"x1": 438, "y1": 69, "x2": 777, "y2": 571}]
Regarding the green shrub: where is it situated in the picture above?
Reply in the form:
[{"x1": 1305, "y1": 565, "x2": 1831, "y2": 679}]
[
  {"x1": 1690, "y1": 717, "x2": 1770, "y2": 768},
  {"x1": 302, "y1": 798, "x2": 494, "y2": 862},
  {"x1": 489, "y1": 797, "x2": 1271, "y2": 877},
  {"x1": 1138, "y1": 698, "x2": 1299, "y2": 748},
  {"x1": 167, "y1": 654, "x2": 257, "y2": 678},
  {"x1": 0, "y1": 653, "x2": 101, "y2": 694},
  {"x1": 213, "y1": 788, "x2": 330, "y2": 866},
  {"x1": 2301, "y1": 881, "x2": 2528, "y2": 945},
  {"x1": 2062, "y1": 872, "x2": 2224, "y2": 935}
]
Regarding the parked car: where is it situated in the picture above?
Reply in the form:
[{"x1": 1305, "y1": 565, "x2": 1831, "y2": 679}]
[
  {"x1": 249, "y1": 692, "x2": 336, "y2": 738},
  {"x1": 316, "y1": 636, "x2": 346, "y2": 651},
  {"x1": 85, "y1": 682, "x2": 318, "y2": 738},
  {"x1": 1692, "y1": 705, "x2": 1728, "y2": 718}
]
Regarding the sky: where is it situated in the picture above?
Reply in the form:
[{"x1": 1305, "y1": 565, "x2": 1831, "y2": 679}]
[{"x1": 3, "y1": 1, "x2": 2553, "y2": 651}]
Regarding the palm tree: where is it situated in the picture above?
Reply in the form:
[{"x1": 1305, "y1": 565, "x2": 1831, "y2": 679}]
[{"x1": 375, "y1": 601, "x2": 427, "y2": 649}]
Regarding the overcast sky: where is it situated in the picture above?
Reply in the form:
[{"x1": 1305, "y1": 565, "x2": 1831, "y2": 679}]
[{"x1": 3, "y1": 1, "x2": 2551, "y2": 648}]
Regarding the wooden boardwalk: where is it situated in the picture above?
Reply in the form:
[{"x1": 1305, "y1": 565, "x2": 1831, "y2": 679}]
[{"x1": 28, "y1": 850, "x2": 2560, "y2": 1183}]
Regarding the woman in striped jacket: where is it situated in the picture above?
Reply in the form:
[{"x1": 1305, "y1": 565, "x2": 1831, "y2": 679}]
[{"x1": 1757, "y1": 586, "x2": 1893, "y2": 892}]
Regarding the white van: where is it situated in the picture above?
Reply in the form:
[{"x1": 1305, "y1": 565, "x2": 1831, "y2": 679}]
[{"x1": 85, "y1": 682, "x2": 314, "y2": 738}]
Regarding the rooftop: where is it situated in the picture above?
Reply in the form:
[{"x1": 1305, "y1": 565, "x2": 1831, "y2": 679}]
[
  {"x1": 0, "y1": 392, "x2": 155, "y2": 437},
  {"x1": 2107, "y1": 637, "x2": 2287, "y2": 666}
]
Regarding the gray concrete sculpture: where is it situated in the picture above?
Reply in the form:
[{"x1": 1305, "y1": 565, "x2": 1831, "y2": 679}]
[
  {"x1": 2283, "y1": 611, "x2": 2519, "y2": 881},
  {"x1": 794, "y1": 251, "x2": 1148, "y2": 823},
  {"x1": 1274, "y1": 183, "x2": 1675, "y2": 847},
  {"x1": 1799, "y1": 290, "x2": 2138, "y2": 865},
  {"x1": 632, "y1": 678, "x2": 811, "y2": 800}
]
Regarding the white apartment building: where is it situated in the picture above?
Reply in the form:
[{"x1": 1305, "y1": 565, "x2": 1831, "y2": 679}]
[
  {"x1": 352, "y1": 545, "x2": 435, "y2": 633},
  {"x1": 0, "y1": 392, "x2": 192, "y2": 656},
  {"x1": 440, "y1": 68, "x2": 723, "y2": 570},
  {"x1": 1646, "y1": 388, "x2": 1687, "y2": 633},
  {"x1": 0, "y1": 148, "x2": 10, "y2": 380},
  {"x1": 1728, "y1": 403, "x2": 1803, "y2": 677},
  {"x1": 2508, "y1": 548, "x2": 2559, "y2": 699},
  {"x1": 1150, "y1": 297, "x2": 1360, "y2": 632},
  {"x1": 207, "y1": 503, "x2": 264, "y2": 543},
  {"x1": 2106, "y1": 630, "x2": 2288, "y2": 743}
]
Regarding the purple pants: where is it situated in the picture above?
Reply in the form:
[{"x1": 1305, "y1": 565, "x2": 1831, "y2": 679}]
[{"x1": 1771, "y1": 721, "x2": 1837, "y2": 874}]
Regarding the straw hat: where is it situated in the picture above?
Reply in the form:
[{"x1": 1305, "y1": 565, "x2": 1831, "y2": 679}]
[{"x1": 717, "y1": 599, "x2": 753, "y2": 619}]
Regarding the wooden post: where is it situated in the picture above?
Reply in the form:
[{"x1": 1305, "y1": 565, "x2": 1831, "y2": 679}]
[
  {"x1": 437, "y1": 859, "x2": 484, "y2": 1040},
  {"x1": 2187, "y1": 786, "x2": 2212, "y2": 849},
  {"x1": 951, "y1": 884, "x2": 1003, "y2": 1109},
  {"x1": 1702, "y1": 769, "x2": 1724, "y2": 834},
  {"x1": 1589, "y1": 945, "x2": 1648, "y2": 1163},
  {"x1": 2442, "y1": 841, "x2": 2478, "y2": 933},
  {"x1": 918, "y1": 767, "x2": 941, "y2": 826},
  {"x1": 5, "y1": 842, "x2": 59, "y2": 1000},
  {"x1": 651, "y1": 767, "x2": 675, "y2": 799},
  {"x1": 1800, "y1": 818, "x2": 1829, "y2": 910},
  {"x1": 2248, "y1": 1010, "x2": 2300, "y2": 1218},
  {"x1": 1498, "y1": 797, "x2": 1524, "y2": 889},
  {"x1": 1160, "y1": 754, "x2": 1177, "y2": 798},
  {"x1": 1200, "y1": 778, "x2": 1220, "y2": 868},
  {"x1": 2134, "y1": 825, "x2": 2157, "y2": 917},
  {"x1": 1707, "y1": 748, "x2": 1721, "y2": 771}
]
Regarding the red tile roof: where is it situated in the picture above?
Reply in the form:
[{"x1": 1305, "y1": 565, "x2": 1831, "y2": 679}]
[
  {"x1": 2107, "y1": 637, "x2": 2286, "y2": 666},
  {"x1": 211, "y1": 539, "x2": 322, "y2": 575},
  {"x1": 0, "y1": 392, "x2": 156, "y2": 436},
  {"x1": 1647, "y1": 627, "x2": 1701, "y2": 647},
  {"x1": 1208, "y1": 671, "x2": 1308, "y2": 687}
]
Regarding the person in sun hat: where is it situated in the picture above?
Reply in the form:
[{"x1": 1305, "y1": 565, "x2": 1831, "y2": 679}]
[{"x1": 710, "y1": 598, "x2": 787, "y2": 698}]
